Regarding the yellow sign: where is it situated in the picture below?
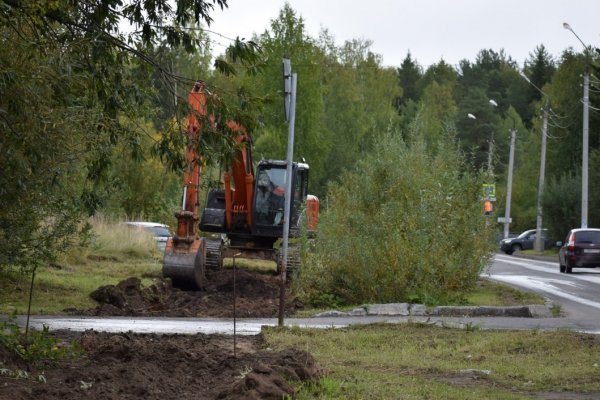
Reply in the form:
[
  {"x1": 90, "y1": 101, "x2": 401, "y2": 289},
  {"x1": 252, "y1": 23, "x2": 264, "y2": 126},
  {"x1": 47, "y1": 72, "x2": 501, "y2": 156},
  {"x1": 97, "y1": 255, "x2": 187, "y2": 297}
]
[{"x1": 482, "y1": 184, "x2": 496, "y2": 201}]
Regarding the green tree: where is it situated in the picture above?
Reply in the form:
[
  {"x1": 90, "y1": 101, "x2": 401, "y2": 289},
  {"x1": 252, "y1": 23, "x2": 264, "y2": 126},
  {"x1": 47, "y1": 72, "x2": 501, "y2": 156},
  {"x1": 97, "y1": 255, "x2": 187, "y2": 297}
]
[
  {"x1": 0, "y1": 0, "x2": 262, "y2": 272},
  {"x1": 395, "y1": 52, "x2": 422, "y2": 108},
  {"x1": 248, "y1": 3, "x2": 327, "y2": 192},
  {"x1": 545, "y1": 49, "x2": 600, "y2": 178},
  {"x1": 523, "y1": 45, "x2": 556, "y2": 104},
  {"x1": 412, "y1": 80, "x2": 458, "y2": 152},
  {"x1": 317, "y1": 37, "x2": 400, "y2": 192},
  {"x1": 455, "y1": 87, "x2": 501, "y2": 169}
]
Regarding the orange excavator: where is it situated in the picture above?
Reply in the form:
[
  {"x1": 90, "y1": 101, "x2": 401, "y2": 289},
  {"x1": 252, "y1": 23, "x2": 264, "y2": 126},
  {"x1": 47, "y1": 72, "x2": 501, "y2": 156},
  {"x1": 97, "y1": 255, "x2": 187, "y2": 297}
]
[{"x1": 163, "y1": 82, "x2": 319, "y2": 289}]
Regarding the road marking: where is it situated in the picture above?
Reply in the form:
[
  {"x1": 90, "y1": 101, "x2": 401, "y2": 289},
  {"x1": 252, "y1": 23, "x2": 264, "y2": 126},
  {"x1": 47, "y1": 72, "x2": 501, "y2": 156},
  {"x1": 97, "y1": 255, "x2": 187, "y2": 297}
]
[
  {"x1": 492, "y1": 255, "x2": 600, "y2": 285},
  {"x1": 489, "y1": 274, "x2": 600, "y2": 310}
]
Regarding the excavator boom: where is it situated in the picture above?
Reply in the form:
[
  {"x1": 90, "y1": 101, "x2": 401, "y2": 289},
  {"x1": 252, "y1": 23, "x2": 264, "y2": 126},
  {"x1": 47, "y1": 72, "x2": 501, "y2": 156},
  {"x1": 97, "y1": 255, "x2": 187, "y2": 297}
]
[{"x1": 162, "y1": 82, "x2": 208, "y2": 289}]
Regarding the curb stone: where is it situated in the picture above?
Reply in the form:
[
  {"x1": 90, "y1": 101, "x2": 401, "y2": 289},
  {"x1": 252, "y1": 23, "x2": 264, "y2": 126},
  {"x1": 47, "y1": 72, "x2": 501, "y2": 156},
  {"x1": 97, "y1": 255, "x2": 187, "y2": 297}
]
[{"x1": 312, "y1": 303, "x2": 553, "y2": 318}]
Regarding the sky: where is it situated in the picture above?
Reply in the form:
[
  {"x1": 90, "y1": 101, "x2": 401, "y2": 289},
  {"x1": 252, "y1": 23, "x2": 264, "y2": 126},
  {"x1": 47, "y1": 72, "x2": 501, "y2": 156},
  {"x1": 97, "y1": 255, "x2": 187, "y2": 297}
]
[{"x1": 208, "y1": 0, "x2": 599, "y2": 69}]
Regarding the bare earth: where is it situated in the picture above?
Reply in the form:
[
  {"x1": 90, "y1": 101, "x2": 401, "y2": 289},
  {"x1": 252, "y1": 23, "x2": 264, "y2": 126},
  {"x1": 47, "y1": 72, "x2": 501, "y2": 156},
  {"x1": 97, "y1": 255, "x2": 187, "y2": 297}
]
[{"x1": 0, "y1": 270, "x2": 323, "y2": 399}]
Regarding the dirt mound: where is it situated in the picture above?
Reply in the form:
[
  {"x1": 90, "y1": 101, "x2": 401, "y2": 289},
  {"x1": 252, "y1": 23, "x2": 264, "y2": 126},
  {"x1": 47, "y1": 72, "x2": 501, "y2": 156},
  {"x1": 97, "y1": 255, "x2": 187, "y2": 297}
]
[
  {"x1": 0, "y1": 330, "x2": 324, "y2": 400},
  {"x1": 83, "y1": 269, "x2": 303, "y2": 318}
]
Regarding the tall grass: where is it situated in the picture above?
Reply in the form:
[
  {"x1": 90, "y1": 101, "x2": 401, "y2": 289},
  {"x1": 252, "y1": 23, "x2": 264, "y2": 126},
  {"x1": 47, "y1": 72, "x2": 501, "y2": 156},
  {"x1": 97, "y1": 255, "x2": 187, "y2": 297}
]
[
  {"x1": 0, "y1": 216, "x2": 162, "y2": 314},
  {"x1": 68, "y1": 215, "x2": 160, "y2": 261}
]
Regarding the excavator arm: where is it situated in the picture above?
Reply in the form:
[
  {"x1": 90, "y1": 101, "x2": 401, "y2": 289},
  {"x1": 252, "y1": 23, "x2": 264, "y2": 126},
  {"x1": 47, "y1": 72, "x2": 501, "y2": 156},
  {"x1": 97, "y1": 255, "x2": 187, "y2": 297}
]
[{"x1": 162, "y1": 82, "x2": 208, "y2": 288}]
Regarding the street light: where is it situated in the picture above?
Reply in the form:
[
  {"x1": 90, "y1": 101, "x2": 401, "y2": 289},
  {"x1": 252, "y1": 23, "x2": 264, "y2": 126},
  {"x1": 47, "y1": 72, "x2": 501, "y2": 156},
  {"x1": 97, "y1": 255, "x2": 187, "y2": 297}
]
[
  {"x1": 520, "y1": 71, "x2": 550, "y2": 251},
  {"x1": 490, "y1": 99, "x2": 516, "y2": 239},
  {"x1": 564, "y1": 22, "x2": 590, "y2": 228}
]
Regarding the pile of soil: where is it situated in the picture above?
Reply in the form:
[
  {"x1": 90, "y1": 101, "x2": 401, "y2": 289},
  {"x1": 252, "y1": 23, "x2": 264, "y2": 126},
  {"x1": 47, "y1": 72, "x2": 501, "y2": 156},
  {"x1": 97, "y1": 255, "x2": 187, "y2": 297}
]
[
  {"x1": 0, "y1": 330, "x2": 324, "y2": 399},
  {"x1": 81, "y1": 269, "x2": 304, "y2": 318}
]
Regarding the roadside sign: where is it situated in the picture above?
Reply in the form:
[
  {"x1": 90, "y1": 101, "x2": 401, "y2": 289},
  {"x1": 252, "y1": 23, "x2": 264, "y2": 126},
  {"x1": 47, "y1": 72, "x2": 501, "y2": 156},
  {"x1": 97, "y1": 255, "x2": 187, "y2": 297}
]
[
  {"x1": 497, "y1": 217, "x2": 512, "y2": 223},
  {"x1": 482, "y1": 184, "x2": 496, "y2": 201}
]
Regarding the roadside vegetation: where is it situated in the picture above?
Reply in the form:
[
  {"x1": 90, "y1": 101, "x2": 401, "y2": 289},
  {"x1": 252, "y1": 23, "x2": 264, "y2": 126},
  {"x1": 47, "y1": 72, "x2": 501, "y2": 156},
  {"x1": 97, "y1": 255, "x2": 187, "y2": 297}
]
[
  {"x1": 0, "y1": 217, "x2": 162, "y2": 315},
  {"x1": 0, "y1": 218, "x2": 539, "y2": 316},
  {"x1": 265, "y1": 324, "x2": 600, "y2": 399}
]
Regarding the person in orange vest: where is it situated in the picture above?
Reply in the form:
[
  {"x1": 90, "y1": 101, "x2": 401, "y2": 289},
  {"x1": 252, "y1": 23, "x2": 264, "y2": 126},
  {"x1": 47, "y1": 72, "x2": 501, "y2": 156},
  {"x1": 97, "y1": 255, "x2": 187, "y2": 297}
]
[{"x1": 484, "y1": 200, "x2": 493, "y2": 215}]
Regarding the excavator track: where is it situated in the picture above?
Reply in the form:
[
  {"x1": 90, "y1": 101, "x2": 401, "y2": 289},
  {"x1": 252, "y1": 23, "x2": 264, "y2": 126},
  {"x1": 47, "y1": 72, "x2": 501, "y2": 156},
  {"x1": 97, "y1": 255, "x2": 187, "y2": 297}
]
[{"x1": 205, "y1": 238, "x2": 223, "y2": 271}]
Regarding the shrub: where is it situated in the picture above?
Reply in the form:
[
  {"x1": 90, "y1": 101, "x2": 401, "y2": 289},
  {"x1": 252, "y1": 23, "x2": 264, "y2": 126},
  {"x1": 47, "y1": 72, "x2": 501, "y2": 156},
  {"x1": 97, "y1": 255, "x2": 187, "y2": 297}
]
[{"x1": 298, "y1": 127, "x2": 494, "y2": 306}]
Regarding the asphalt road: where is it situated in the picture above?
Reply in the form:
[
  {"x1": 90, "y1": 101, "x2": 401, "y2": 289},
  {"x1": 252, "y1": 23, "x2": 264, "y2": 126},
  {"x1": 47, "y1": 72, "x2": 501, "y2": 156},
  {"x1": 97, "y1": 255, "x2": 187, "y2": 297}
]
[
  {"x1": 15, "y1": 254, "x2": 600, "y2": 335},
  {"x1": 489, "y1": 253, "x2": 600, "y2": 322}
]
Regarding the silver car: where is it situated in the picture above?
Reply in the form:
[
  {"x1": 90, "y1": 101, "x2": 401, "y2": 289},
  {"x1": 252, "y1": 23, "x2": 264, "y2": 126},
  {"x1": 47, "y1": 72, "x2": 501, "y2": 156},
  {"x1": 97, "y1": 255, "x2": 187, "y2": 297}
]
[{"x1": 126, "y1": 221, "x2": 172, "y2": 251}]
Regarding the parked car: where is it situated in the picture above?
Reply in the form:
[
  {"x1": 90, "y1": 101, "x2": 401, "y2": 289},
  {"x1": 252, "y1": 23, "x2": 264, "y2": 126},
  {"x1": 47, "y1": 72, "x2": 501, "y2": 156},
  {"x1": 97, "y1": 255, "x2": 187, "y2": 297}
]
[
  {"x1": 125, "y1": 221, "x2": 172, "y2": 251},
  {"x1": 558, "y1": 228, "x2": 600, "y2": 273},
  {"x1": 499, "y1": 229, "x2": 554, "y2": 255}
]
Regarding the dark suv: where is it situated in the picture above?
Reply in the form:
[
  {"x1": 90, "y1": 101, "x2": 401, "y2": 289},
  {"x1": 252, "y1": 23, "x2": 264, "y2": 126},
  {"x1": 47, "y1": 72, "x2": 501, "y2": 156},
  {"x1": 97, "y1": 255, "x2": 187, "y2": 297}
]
[
  {"x1": 558, "y1": 228, "x2": 600, "y2": 273},
  {"x1": 499, "y1": 229, "x2": 554, "y2": 255}
]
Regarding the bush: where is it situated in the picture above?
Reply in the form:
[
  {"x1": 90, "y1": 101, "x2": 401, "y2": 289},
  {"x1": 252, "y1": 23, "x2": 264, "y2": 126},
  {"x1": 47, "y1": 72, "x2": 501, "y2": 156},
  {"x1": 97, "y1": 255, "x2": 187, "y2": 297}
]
[
  {"x1": 0, "y1": 316, "x2": 80, "y2": 367},
  {"x1": 298, "y1": 128, "x2": 494, "y2": 306}
]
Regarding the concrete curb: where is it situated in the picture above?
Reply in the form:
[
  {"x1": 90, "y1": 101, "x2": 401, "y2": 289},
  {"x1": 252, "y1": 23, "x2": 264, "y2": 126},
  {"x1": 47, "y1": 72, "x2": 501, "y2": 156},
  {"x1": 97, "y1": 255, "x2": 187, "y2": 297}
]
[{"x1": 312, "y1": 303, "x2": 555, "y2": 318}]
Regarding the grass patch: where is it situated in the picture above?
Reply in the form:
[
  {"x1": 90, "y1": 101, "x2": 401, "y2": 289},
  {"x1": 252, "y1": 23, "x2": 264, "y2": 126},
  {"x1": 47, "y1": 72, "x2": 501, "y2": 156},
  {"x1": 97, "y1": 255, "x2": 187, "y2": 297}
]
[
  {"x1": 264, "y1": 323, "x2": 600, "y2": 399},
  {"x1": 0, "y1": 218, "x2": 162, "y2": 315},
  {"x1": 0, "y1": 258, "x2": 161, "y2": 315},
  {"x1": 521, "y1": 248, "x2": 560, "y2": 257},
  {"x1": 462, "y1": 278, "x2": 546, "y2": 306}
]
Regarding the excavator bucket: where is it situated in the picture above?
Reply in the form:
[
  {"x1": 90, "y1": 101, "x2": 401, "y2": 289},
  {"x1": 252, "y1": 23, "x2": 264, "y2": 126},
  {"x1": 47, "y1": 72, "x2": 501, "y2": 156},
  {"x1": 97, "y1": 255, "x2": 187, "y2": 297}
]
[{"x1": 162, "y1": 237, "x2": 206, "y2": 289}]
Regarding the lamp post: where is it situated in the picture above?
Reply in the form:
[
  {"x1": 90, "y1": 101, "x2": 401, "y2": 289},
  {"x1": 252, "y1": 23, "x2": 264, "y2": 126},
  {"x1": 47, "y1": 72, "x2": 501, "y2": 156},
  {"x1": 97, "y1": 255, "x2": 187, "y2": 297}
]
[
  {"x1": 520, "y1": 72, "x2": 550, "y2": 251},
  {"x1": 564, "y1": 22, "x2": 590, "y2": 229},
  {"x1": 490, "y1": 99, "x2": 516, "y2": 239}
]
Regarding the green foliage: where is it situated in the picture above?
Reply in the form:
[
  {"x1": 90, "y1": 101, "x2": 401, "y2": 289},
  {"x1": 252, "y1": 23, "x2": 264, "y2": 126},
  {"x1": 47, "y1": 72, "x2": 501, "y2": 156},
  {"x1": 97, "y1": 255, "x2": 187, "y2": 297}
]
[
  {"x1": 542, "y1": 171, "x2": 580, "y2": 240},
  {"x1": 299, "y1": 123, "x2": 494, "y2": 306},
  {"x1": 307, "y1": 292, "x2": 343, "y2": 309},
  {"x1": 0, "y1": 316, "x2": 79, "y2": 366},
  {"x1": 543, "y1": 149, "x2": 600, "y2": 238},
  {"x1": 0, "y1": 21, "x2": 93, "y2": 272}
]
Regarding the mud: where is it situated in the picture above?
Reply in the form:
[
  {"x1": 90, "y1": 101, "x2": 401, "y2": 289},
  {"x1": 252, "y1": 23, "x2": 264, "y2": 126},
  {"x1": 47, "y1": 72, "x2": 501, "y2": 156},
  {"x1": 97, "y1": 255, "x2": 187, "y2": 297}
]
[
  {"x1": 80, "y1": 269, "x2": 304, "y2": 318},
  {"x1": 0, "y1": 330, "x2": 324, "y2": 399}
]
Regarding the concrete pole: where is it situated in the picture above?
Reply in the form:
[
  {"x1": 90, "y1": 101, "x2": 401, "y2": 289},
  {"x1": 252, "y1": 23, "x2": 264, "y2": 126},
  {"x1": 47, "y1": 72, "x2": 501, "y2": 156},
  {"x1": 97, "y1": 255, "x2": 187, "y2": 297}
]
[
  {"x1": 534, "y1": 103, "x2": 549, "y2": 251},
  {"x1": 563, "y1": 22, "x2": 590, "y2": 229},
  {"x1": 581, "y1": 71, "x2": 589, "y2": 228},
  {"x1": 504, "y1": 127, "x2": 516, "y2": 239}
]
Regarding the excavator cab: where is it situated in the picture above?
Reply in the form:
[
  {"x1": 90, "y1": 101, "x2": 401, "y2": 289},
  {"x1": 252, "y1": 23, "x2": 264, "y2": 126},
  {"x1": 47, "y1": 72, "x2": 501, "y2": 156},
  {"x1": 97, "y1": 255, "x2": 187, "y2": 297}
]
[
  {"x1": 251, "y1": 160, "x2": 309, "y2": 237},
  {"x1": 200, "y1": 160, "x2": 310, "y2": 238}
]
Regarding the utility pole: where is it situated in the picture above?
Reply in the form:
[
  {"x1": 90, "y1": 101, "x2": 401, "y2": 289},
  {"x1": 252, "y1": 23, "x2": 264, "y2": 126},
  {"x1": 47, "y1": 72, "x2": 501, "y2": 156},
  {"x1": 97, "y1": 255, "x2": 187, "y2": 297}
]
[
  {"x1": 504, "y1": 124, "x2": 516, "y2": 239},
  {"x1": 582, "y1": 70, "x2": 589, "y2": 228},
  {"x1": 519, "y1": 71, "x2": 551, "y2": 252},
  {"x1": 564, "y1": 22, "x2": 590, "y2": 229},
  {"x1": 489, "y1": 99, "x2": 516, "y2": 239},
  {"x1": 534, "y1": 102, "x2": 549, "y2": 251}
]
